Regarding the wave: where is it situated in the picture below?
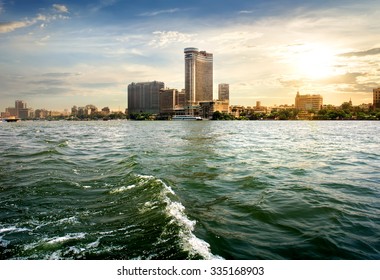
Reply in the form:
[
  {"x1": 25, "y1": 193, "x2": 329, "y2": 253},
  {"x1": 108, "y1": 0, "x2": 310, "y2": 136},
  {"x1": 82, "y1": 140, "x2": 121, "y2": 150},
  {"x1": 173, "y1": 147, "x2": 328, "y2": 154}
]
[{"x1": 110, "y1": 174, "x2": 221, "y2": 259}]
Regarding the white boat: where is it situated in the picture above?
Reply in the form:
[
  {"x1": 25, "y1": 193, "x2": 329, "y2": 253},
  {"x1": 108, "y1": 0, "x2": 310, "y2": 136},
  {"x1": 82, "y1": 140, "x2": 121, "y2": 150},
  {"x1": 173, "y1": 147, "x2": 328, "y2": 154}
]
[{"x1": 172, "y1": 115, "x2": 202, "y2": 121}]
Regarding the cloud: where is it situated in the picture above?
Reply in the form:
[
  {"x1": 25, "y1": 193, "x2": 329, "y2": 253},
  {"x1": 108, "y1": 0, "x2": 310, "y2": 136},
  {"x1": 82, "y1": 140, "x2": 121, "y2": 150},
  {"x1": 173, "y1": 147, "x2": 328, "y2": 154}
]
[
  {"x1": 278, "y1": 78, "x2": 304, "y2": 88},
  {"x1": 90, "y1": 0, "x2": 119, "y2": 13},
  {"x1": 35, "y1": 35, "x2": 51, "y2": 46},
  {"x1": 337, "y1": 82, "x2": 380, "y2": 93},
  {"x1": 320, "y1": 72, "x2": 365, "y2": 85},
  {"x1": 0, "y1": 21, "x2": 33, "y2": 33},
  {"x1": 42, "y1": 72, "x2": 82, "y2": 77},
  {"x1": 21, "y1": 87, "x2": 71, "y2": 96},
  {"x1": 31, "y1": 79, "x2": 68, "y2": 86},
  {"x1": 139, "y1": 8, "x2": 180, "y2": 17},
  {"x1": 149, "y1": 31, "x2": 196, "y2": 47},
  {"x1": 209, "y1": 30, "x2": 262, "y2": 54},
  {"x1": 339, "y1": 48, "x2": 380, "y2": 57},
  {"x1": 0, "y1": 8, "x2": 69, "y2": 34},
  {"x1": 53, "y1": 4, "x2": 69, "y2": 13},
  {"x1": 238, "y1": 10, "x2": 254, "y2": 14}
]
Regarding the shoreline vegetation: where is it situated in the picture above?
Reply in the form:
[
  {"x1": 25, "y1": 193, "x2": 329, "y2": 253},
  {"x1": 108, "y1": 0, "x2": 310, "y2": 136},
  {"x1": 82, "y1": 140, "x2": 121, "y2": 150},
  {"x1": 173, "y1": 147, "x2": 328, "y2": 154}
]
[
  {"x1": 4, "y1": 102, "x2": 380, "y2": 121},
  {"x1": 9, "y1": 106, "x2": 380, "y2": 121}
]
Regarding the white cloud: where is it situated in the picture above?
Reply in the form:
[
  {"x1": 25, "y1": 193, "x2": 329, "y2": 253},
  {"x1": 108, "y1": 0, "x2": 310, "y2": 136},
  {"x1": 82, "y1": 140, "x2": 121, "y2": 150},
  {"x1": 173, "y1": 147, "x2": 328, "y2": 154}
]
[
  {"x1": 238, "y1": 10, "x2": 253, "y2": 14},
  {"x1": 0, "y1": 21, "x2": 33, "y2": 33},
  {"x1": 140, "y1": 8, "x2": 180, "y2": 17},
  {"x1": 53, "y1": 4, "x2": 69, "y2": 13},
  {"x1": 0, "y1": 7, "x2": 70, "y2": 34},
  {"x1": 35, "y1": 35, "x2": 51, "y2": 46},
  {"x1": 90, "y1": 0, "x2": 119, "y2": 13},
  {"x1": 209, "y1": 30, "x2": 262, "y2": 54},
  {"x1": 149, "y1": 31, "x2": 196, "y2": 47}
]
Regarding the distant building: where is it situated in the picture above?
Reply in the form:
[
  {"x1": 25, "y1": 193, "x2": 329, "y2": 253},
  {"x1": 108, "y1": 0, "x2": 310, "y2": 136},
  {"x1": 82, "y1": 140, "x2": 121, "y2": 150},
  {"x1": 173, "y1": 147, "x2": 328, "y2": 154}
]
[
  {"x1": 5, "y1": 107, "x2": 17, "y2": 117},
  {"x1": 230, "y1": 105, "x2": 245, "y2": 118},
  {"x1": 159, "y1": 88, "x2": 186, "y2": 114},
  {"x1": 101, "y1": 107, "x2": 110, "y2": 115},
  {"x1": 15, "y1": 100, "x2": 27, "y2": 117},
  {"x1": 18, "y1": 108, "x2": 33, "y2": 119},
  {"x1": 373, "y1": 88, "x2": 380, "y2": 109},
  {"x1": 295, "y1": 92, "x2": 323, "y2": 111},
  {"x1": 71, "y1": 106, "x2": 78, "y2": 116},
  {"x1": 199, "y1": 101, "x2": 215, "y2": 119},
  {"x1": 218, "y1": 83, "x2": 229, "y2": 101},
  {"x1": 128, "y1": 81, "x2": 164, "y2": 114},
  {"x1": 184, "y1": 48, "x2": 213, "y2": 112},
  {"x1": 256, "y1": 101, "x2": 261, "y2": 108},
  {"x1": 35, "y1": 109, "x2": 50, "y2": 119},
  {"x1": 214, "y1": 100, "x2": 230, "y2": 114}
]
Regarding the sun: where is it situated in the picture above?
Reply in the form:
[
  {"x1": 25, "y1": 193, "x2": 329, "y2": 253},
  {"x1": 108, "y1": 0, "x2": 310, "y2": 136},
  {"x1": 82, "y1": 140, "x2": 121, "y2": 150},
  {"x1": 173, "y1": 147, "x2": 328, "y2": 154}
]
[{"x1": 292, "y1": 44, "x2": 337, "y2": 79}]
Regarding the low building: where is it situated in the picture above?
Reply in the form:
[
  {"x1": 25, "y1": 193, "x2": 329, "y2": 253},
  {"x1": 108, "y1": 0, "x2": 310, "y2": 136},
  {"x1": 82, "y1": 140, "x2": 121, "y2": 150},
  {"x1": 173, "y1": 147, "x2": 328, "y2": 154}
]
[
  {"x1": 35, "y1": 109, "x2": 50, "y2": 119},
  {"x1": 295, "y1": 92, "x2": 323, "y2": 111},
  {"x1": 214, "y1": 100, "x2": 229, "y2": 114},
  {"x1": 199, "y1": 101, "x2": 215, "y2": 119},
  {"x1": 18, "y1": 108, "x2": 33, "y2": 119}
]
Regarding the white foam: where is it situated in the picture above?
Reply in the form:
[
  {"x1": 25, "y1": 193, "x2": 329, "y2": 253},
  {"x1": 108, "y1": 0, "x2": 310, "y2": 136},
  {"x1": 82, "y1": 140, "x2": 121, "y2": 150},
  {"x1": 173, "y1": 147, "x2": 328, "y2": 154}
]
[
  {"x1": 46, "y1": 232, "x2": 86, "y2": 245},
  {"x1": 156, "y1": 178, "x2": 222, "y2": 259},
  {"x1": 0, "y1": 236, "x2": 10, "y2": 247},
  {"x1": 110, "y1": 184, "x2": 136, "y2": 194},
  {"x1": 87, "y1": 238, "x2": 100, "y2": 248},
  {"x1": 0, "y1": 226, "x2": 29, "y2": 234},
  {"x1": 134, "y1": 174, "x2": 222, "y2": 259},
  {"x1": 57, "y1": 216, "x2": 79, "y2": 225}
]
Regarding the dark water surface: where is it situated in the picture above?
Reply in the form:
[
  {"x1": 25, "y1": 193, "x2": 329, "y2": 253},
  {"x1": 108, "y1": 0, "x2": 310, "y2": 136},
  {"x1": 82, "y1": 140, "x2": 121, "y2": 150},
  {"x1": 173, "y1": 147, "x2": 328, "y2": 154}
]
[{"x1": 0, "y1": 120, "x2": 379, "y2": 259}]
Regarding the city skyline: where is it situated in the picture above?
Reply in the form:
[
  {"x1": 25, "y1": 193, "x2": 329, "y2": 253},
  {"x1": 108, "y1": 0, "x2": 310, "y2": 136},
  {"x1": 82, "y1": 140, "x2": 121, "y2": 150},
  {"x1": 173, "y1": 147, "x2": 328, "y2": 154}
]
[{"x1": 1, "y1": 0, "x2": 379, "y2": 111}]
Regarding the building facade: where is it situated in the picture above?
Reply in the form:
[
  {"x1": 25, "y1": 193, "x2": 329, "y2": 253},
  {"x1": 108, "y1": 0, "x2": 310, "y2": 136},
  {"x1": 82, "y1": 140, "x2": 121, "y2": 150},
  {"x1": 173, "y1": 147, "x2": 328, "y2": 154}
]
[
  {"x1": 374, "y1": 88, "x2": 380, "y2": 109},
  {"x1": 218, "y1": 83, "x2": 229, "y2": 101},
  {"x1": 184, "y1": 48, "x2": 213, "y2": 110},
  {"x1": 128, "y1": 81, "x2": 164, "y2": 114},
  {"x1": 214, "y1": 100, "x2": 230, "y2": 114},
  {"x1": 295, "y1": 92, "x2": 323, "y2": 111}
]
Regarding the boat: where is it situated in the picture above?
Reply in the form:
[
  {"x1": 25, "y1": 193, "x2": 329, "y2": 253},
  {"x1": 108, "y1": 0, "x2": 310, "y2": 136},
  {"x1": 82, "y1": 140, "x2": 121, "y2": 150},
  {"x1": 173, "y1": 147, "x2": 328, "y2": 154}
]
[
  {"x1": 172, "y1": 115, "x2": 203, "y2": 121},
  {"x1": 2, "y1": 117, "x2": 20, "y2": 122}
]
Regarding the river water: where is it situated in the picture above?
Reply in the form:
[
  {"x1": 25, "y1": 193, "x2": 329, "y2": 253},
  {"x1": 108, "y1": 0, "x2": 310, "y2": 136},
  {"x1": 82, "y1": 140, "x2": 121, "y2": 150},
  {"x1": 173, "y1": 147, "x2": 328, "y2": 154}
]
[{"x1": 0, "y1": 120, "x2": 379, "y2": 259}]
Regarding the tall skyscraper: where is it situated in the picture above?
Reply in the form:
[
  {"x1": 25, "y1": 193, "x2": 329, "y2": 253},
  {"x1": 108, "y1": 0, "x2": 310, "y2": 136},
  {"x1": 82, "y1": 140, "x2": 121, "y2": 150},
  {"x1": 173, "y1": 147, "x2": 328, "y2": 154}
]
[
  {"x1": 218, "y1": 83, "x2": 229, "y2": 100},
  {"x1": 127, "y1": 81, "x2": 164, "y2": 114},
  {"x1": 184, "y1": 48, "x2": 213, "y2": 108},
  {"x1": 373, "y1": 88, "x2": 380, "y2": 109},
  {"x1": 295, "y1": 91, "x2": 323, "y2": 111}
]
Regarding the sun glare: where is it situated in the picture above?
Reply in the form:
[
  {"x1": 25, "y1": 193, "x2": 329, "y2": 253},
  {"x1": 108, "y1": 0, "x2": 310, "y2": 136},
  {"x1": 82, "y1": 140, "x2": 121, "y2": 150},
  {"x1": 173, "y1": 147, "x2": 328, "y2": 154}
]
[{"x1": 293, "y1": 45, "x2": 337, "y2": 79}]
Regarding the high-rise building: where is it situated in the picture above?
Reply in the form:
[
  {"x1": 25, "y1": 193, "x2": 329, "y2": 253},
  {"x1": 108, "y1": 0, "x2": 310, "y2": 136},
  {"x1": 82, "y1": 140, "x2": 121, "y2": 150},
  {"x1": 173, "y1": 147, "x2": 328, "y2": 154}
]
[
  {"x1": 295, "y1": 92, "x2": 323, "y2": 111},
  {"x1": 128, "y1": 81, "x2": 164, "y2": 114},
  {"x1": 184, "y1": 48, "x2": 213, "y2": 109},
  {"x1": 373, "y1": 88, "x2": 380, "y2": 109},
  {"x1": 15, "y1": 100, "x2": 27, "y2": 117},
  {"x1": 218, "y1": 83, "x2": 229, "y2": 100}
]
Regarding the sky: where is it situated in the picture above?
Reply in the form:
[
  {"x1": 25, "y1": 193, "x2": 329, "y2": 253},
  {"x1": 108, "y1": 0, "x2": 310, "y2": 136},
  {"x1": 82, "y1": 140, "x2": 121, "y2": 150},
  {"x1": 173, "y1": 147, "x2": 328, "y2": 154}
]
[{"x1": 0, "y1": 0, "x2": 379, "y2": 111}]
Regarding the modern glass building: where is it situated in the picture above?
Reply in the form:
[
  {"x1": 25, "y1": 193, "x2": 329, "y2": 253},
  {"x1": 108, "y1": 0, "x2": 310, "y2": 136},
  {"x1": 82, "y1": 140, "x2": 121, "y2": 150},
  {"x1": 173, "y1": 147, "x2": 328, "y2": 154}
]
[{"x1": 184, "y1": 48, "x2": 213, "y2": 109}]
